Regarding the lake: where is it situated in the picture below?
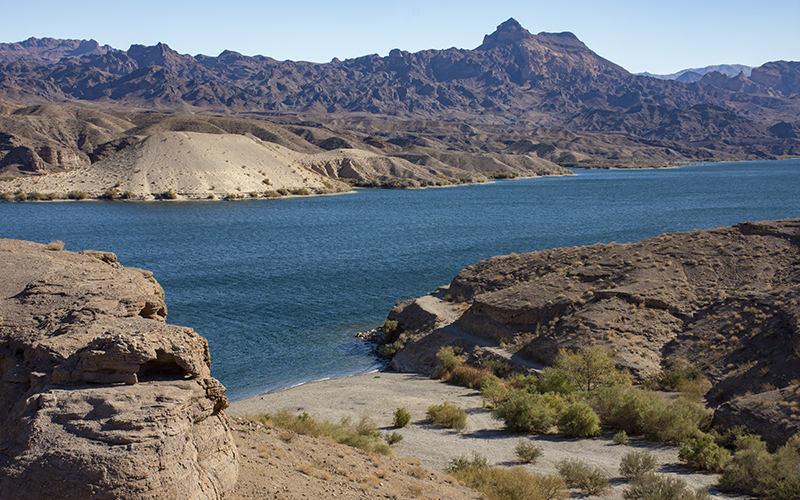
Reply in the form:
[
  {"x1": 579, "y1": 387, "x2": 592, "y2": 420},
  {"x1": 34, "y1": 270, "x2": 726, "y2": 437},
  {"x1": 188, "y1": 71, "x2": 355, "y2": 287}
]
[{"x1": 2, "y1": 159, "x2": 799, "y2": 400}]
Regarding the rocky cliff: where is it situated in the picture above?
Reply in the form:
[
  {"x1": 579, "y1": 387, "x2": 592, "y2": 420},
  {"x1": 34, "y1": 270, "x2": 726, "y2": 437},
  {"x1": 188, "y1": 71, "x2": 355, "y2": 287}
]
[
  {"x1": 0, "y1": 239, "x2": 238, "y2": 499},
  {"x1": 388, "y1": 219, "x2": 800, "y2": 447}
]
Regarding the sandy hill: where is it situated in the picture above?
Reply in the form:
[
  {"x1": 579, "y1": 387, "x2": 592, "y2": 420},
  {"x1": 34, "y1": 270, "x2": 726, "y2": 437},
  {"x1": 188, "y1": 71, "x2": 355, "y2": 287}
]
[{"x1": 0, "y1": 131, "x2": 352, "y2": 200}]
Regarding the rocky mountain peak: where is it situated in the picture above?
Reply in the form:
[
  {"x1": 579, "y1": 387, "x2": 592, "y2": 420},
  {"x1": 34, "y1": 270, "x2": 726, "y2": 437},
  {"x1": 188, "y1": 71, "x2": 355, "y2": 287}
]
[{"x1": 478, "y1": 18, "x2": 534, "y2": 49}]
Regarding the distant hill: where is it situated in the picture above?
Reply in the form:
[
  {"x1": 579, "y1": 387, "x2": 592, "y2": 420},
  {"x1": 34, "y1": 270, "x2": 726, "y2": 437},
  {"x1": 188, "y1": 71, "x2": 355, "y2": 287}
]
[
  {"x1": 639, "y1": 64, "x2": 753, "y2": 82},
  {"x1": 0, "y1": 18, "x2": 799, "y2": 175}
]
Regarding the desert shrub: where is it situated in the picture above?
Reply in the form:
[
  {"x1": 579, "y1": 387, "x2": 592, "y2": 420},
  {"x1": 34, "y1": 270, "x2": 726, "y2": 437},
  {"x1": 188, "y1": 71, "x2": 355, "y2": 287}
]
[
  {"x1": 678, "y1": 432, "x2": 730, "y2": 472},
  {"x1": 445, "y1": 452, "x2": 489, "y2": 473},
  {"x1": 493, "y1": 389, "x2": 558, "y2": 433},
  {"x1": 277, "y1": 188, "x2": 290, "y2": 196},
  {"x1": 426, "y1": 402, "x2": 467, "y2": 431},
  {"x1": 481, "y1": 358, "x2": 510, "y2": 377},
  {"x1": 262, "y1": 178, "x2": 271, "y2": 185},
  {"x1": 383, "y1": 431, "x2": 403, "y2": 445},
  {"x1": 536, "y1": 366, "x2": 577, "y2": 395},
  {"x1": 290, "y1": 187, "x2": 311, "y2": 196},
  {"x1": 557, "y1": 401, "x2": 601, "y2": 438},
  {"x1": 120, "y1": 190, "x2": 134, "y2": 199},
  {"x1": 481, "y1": 377, "x2": 510, "y2": 406},
  {"x1": 721, "y1": 434, "x2": 800, "y2": 499},
  {"x1": 27, "y1": 191, "x2": 43, "y2": 201},
  {"x1": 0, "y1": 192, "x2": 13, "y2": 201},
  {"x1": 614, "y1": 430, "x2": 630, "y2": 445},
  {"x1": 447, "y1": 365, "x2": 495, "y2": 389},
  {"x1": 66, "y1": 190, "x2": 87, "y2": 200},
  {"x1": 653, "y1": 359, "x2": 711, "y2": 402},
  {"x1": 377, "y1": 319, "x2": 407, "y2": 358},
  {"x1": 556, "y1": 458, "x2": 609, "y2": 495},
  {"x1": 46, "y1": 240, "x2": 65, "y2": 251},
  {"x1": 14, "y1": 191, "x2": 27, "y2": 201},
  {"x1": 433, "y1": 346, "x2": 464, "y2": 377},
  {"x1": 159, "y1": 189, "x2": 178, "y2": 200},
  {"x1": 507, "y1": 373, "x2": 539, "y2": 391},
  {"x1": 263, "y1": 190, "x2": 281, "y2": 197},
  {"x1": 619, "y1": 450, "x2": 656, "y2": 481},
  {"x1": 42, "y1": 192, "x2": 58, "y2": 200},
  {"x1": 624, "y1": 472, "x2": 711, "y2": 500},
  {"x1": 256, "y1": 410, "x2": 391, "y2": 455},
  {"x1": 550, "y1": 346, "x2": 631, "y2": 392},
  {"x1": 514, "y1": 439, "x2": 543, "y2": 463},
  {"x1": 643, "y1": 397, "x2": 711, "y2": 443},
  {"x1": 589, "y1": 387, "x2": 709, "y2": 443},
  {"x1": 447, "y1": 454, "x2": 566, "y2": 500},
  {"x1": 393, "y1": 407, "x2": 411, "y2": 428},
  {"x1": 101, "y1": 189, "x2": 118, "y2": 199}
]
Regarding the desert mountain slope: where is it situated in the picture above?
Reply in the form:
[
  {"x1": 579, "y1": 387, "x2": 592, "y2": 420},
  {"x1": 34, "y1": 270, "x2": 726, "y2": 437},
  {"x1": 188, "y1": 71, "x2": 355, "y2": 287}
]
[
  {"x1": 388, "y1": 219, "x2": 800, "y2": 447},
  {"x1": 1, "y1": 19, "x2": 799, "y2": 153}
]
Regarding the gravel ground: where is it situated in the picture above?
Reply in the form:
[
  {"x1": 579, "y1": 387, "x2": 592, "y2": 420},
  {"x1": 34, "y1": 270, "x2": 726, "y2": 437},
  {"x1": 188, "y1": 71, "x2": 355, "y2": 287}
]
[{"x1": 228, "y1": 371, "x2": 746, "y2": 499}]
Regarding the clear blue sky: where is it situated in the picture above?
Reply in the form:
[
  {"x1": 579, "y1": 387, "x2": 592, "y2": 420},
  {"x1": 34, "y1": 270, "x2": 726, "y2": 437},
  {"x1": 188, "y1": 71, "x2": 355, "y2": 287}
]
[{"x1": 4, "y1": 0, "x2": 799, "y2": 74}]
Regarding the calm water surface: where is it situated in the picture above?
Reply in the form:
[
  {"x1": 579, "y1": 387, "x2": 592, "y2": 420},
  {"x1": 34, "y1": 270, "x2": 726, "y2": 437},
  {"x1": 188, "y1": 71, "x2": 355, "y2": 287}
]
[{"x1": 2, "y1": 160, "x2": 799, "y2": 399}]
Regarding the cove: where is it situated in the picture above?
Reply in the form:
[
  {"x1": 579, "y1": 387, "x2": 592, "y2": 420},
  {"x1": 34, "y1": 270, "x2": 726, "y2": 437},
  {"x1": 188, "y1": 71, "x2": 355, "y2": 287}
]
[{"x1": 1, "y1": 159, "x2": 799, "y2": 399}]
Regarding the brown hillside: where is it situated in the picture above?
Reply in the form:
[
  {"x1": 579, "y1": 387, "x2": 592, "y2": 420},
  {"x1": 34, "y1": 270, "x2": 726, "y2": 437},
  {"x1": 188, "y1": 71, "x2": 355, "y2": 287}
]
[{"x1": 388, "y1": 219, "x2": 800, "y2": 447}]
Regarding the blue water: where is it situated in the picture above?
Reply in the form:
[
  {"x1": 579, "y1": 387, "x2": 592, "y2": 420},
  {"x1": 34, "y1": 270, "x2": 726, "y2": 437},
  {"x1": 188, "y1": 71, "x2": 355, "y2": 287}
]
[{"x1": 2, "y1": 159, "x2": 799, "y2": 400}]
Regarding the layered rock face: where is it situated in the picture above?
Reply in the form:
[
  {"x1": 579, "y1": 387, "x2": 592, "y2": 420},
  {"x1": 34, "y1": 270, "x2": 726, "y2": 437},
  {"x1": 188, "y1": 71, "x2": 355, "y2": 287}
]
[
  {"x1": 389, "y1": 220, "x2": 800, "y2": 447},
  {"x1": 0, "y1": 239, "x2": 237, "y2": 499}
]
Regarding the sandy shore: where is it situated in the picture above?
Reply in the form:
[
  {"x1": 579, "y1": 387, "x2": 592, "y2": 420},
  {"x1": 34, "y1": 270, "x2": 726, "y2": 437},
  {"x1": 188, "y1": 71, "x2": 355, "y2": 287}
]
[{"x1": 228, "y1": 371, "x2": 733, "y2": 499}]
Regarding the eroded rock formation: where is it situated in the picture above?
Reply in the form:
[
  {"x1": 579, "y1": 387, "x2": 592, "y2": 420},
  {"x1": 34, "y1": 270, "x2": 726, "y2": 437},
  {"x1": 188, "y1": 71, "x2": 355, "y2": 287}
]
[
  {"x1": 388, "y1": 220, "x2": 800, "y2": 447},
  {"x1": 0, "y1": 239, "x2": 237, "y2": 499}
]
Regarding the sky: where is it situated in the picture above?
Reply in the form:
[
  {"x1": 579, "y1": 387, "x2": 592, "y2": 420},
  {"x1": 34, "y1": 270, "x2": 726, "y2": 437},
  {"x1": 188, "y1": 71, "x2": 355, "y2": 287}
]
[{"x1": 4, "y1": 0, "x2": 800, "y2": 75}]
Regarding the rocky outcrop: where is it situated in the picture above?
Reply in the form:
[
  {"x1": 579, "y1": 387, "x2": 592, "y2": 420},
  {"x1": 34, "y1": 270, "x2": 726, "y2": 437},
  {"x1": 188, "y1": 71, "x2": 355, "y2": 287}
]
[
  {"x1": 388, "y1": 220, "x2": 800, "y2": 447},
  {"x1": 0, "y1": 239, "x2": 238, "y2": 499}
]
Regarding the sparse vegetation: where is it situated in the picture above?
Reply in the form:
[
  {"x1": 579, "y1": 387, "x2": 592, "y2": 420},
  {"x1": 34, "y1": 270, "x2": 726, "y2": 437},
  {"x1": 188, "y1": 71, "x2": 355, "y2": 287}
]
[
  {"x1": 426, "y1": 402, "x2": 467, "y2": 431},
  {"x1": 393, "y1": 407, "x2": 411, "y2": 428},
  {"x1": 66, "y1": 190, "x2": 87, "y2": 200},
  {"x1": 159, "y1": 189, "x2": 178, "y2": 200},
  {"x1": 623, "y1": 472, "x2": 711, "y2": 500},
  {"x1": 254, "y1": 410, "x2": 391, "y2": 455},
  {"x1": 446, "y1": 452, "x2": 566, "y2": 500},
  {"x1": 556, "y1": 458, "x2": 609, "y2": 495},
  {"x1": 614, "y1": 430, "x2": 630, "y2": 445},
  {"x1": 514, "y1": 439, "x2": 543, "y2": 463},
  {"x1": 619, "y1": 450, "x2": 657, "y2": 481}
]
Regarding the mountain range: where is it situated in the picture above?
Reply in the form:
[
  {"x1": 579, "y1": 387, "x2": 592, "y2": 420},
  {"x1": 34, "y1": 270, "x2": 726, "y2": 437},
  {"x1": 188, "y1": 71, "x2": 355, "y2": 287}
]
[{"x1": 1, "y1": 18, "x2": 799, "y2": 179}]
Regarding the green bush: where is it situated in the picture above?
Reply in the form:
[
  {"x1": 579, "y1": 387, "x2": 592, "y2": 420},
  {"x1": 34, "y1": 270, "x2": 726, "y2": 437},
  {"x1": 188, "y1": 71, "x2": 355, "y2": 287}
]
[
  {"x1": 514, "y1": 439, "x2": 543, "y2": 463},
  {"x1": 556, "y1": 458, "x2": 609, "y2": 495},
  {"x1": 614, "y1": 430, "x2": 630, "y2": 445},
  {"x1": 447, "y1": 365, "x2": 495, "y2": 389},
  {"x1": 426, "y1": 402, "x2": 467, "y2": 431},
  {"x1": 558, "y1": 401, "x2": 601, "y2": 438},
  {"x1": 384, "y1": 431, "x2": 403, "y2": 445},
  {"x1": 393, "y1": 407, "x2": 411, "y2": 428},
  {"x1": 493, "y1": 389, "x2": 558, "y2": 433},
  {"x1": 619, "y1": 450, "x2": 656, "y2": 481},
  {"x1": 623, "y1": 472, "x2": 711, "y2": 500},
  {"x1": 678, "y1": 432, "x2": 730, "y2": 472},
  {"x1": 434, "y1": 346, "x2": 464, "y2": 376},
  {"x1": 481, "y1": 377, "x2": 510, "y2": 406},
  {"x1": 445, "y1": 452, "x2": 489, "y2": 473},
  {"x1": 446, "y1": 454, "x2": 566, "y2": 500},
  {"x1": 66, "y1": 190, "x2": 87, "y2": 200},
  {"x1": 720, "y1": 434, "x2": 800, "y2": 499},
  {"x1": 550, "y1": 346, "x2": 631, "y2": 392}
]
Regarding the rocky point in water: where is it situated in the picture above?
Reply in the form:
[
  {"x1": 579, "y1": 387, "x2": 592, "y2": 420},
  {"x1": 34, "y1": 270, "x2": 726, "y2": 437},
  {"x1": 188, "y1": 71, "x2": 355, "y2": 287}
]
[{"x1": 387, "y1": 219, "x2": 800, "y2": 448}]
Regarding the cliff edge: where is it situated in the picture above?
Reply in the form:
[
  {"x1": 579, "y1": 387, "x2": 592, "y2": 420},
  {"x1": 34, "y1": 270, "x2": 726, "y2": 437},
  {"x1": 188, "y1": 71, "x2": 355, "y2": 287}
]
[{"x1": 0, "y1": 239, "x2": 237, "y2": 499}]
